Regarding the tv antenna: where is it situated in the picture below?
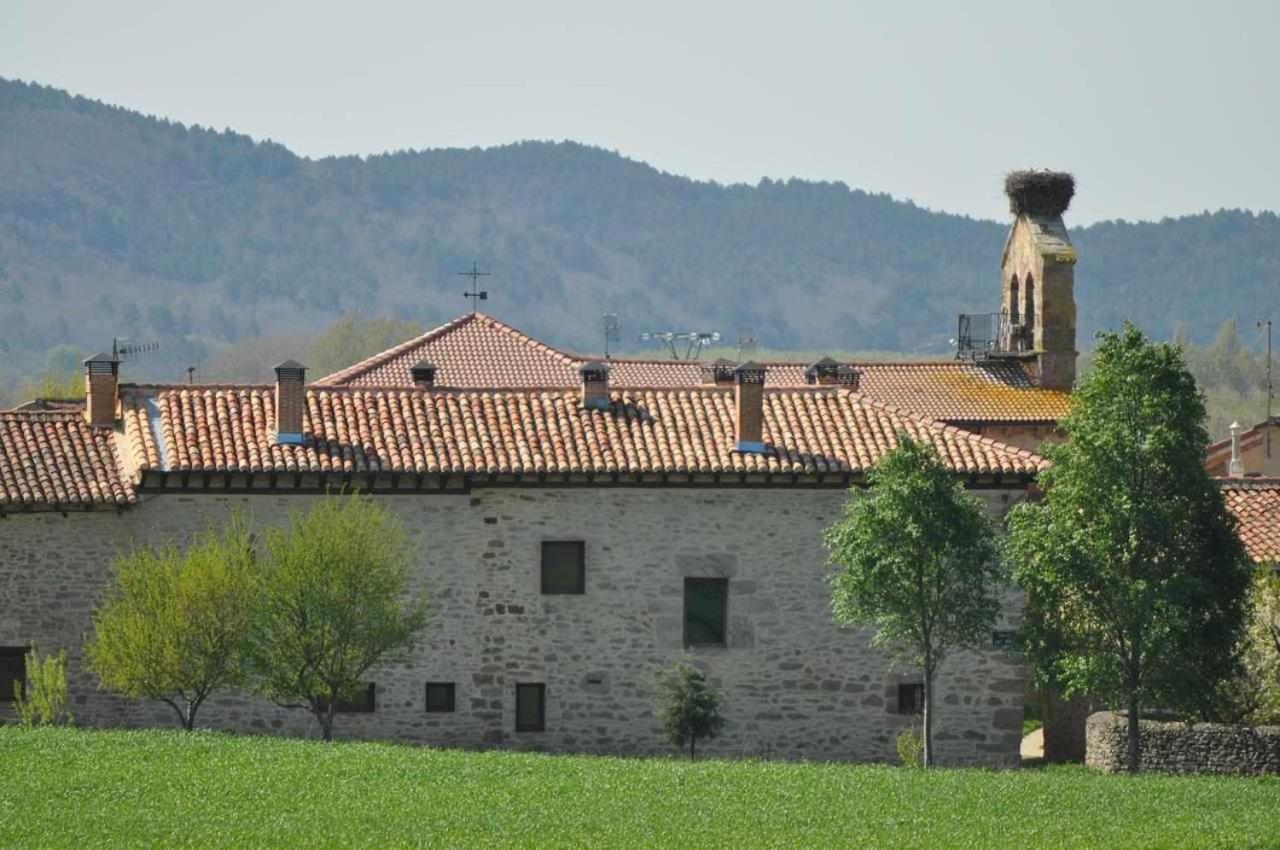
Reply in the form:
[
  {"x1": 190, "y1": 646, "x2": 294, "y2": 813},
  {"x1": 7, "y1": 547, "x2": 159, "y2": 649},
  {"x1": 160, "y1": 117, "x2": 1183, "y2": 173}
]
[
  {"x1": 639, "y1": 331, "x2": 720, "y2": 361},
  {"x1": 187, "y1": 366, "x2": 197, "y2": 385},
  {"x1": 459, "y1": 262, "x2": 491, "y2": 314},
  {"x1": 1260, "y1": 319, "x2": 1273, "y2": 458},
  {"x1": 602, "y1": 313, "x2": 621, "y2": 359},
  {"x1": 111, "y1": 337, "x2": 160, "y2": 362}
]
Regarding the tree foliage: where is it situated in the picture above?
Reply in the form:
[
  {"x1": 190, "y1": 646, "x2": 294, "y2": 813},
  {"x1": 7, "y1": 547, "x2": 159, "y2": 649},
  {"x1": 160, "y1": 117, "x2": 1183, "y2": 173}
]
[
  {"x1": 1006, "y1": 323, "x2": 1253, "y2": 771},
  {"x1": 249, "y1": 493, "x2": 428, "y2": 741},
  {"x1": 13, "y1": 645, "x2": 72, "y2": 728},
  {"x1": 826, "y1": 436, "x2": 1001, "y2": 767},
  {"x1": 85, "y1": 514, "x2": 258, "y2": 730},
  {"x1": 656, "y1": 661, "x2": 724, "y2": 760},
  {"x1": 1238, "y1": 566, "x2": 1280, "y2": 725}
]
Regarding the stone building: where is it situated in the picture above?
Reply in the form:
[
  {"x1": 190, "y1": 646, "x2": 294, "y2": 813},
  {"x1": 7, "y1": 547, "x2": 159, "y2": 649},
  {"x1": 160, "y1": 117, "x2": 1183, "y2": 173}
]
[{"x1": 0, "y1": 173, "x2": 1086, "y2": 766}]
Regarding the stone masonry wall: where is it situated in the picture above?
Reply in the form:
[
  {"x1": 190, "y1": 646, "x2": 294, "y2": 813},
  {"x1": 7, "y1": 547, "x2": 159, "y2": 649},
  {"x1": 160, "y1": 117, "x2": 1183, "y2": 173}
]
[
  {"x1": 0, "y1": 487, "x2": 1029, "y2": 766},
  {"x1": 1086, "y1": 711, "x2": 1280, "y2": 774}
]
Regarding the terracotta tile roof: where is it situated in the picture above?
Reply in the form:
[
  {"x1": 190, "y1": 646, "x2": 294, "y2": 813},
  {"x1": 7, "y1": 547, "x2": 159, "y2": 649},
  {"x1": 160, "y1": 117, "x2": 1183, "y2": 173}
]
[
  {"x1": 316, "y1": 312, "x2": 1070, "y2": 424},
  {"x1": 1221, "y1": 478, "x2": 1280, "y2": 565},
  {"x1": 0, "y1": 410, "x2": 135, "y2": 509},
  {"x1": 122, "y1": 386, "x2": 1045, "y2": 482}
]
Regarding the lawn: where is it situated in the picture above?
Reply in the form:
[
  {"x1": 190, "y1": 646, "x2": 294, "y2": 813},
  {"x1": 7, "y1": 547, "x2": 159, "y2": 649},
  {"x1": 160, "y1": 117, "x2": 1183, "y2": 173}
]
[{"x1": 0, "y1": 727, "x2": 1278, "y2": 849}]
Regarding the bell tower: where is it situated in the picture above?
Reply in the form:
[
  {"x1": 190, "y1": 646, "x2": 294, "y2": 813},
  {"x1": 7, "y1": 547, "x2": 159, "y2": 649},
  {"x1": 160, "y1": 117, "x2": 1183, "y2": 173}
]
[{"x1": 999, "y1": 171, "x2": 1078, "y2": 391}]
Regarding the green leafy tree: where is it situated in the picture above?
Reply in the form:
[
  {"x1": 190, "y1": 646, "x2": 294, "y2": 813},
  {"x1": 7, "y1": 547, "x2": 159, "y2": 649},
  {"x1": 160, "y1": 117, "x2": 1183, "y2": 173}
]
[
  {"x1": 85, "y1": 515, "x2": 258, "y2": 730},
  {"x1": 13, "y1": 644, "x2": 72, "y2": 728},
  {"x1": 657, "y1": 661, "x2": 724, "y2": 760},
  {"x1": 1239, "y1": 566, "x2": 1280, "y2": 724},
  {"x1": 250, "y1": 493, "x2": 428, "y2": 742},
  {"x1": 825, "y1": 436, "x2": 1001, "y2": 768},
  {"x1": 1006, "y1": 324, "x2": 1253, "y2": 772}
]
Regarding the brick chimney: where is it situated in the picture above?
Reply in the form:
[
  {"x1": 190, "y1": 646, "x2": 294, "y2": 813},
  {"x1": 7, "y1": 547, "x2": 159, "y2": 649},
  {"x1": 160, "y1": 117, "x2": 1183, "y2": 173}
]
[
  {"x1": 274, "y1": 360, "x2": 307, "y2": 445},
  {"x1": 701, "y1": 358, "x2": 737, "y2": 387},
  {"x1": 83, "y1": 353, "x2": 119, "y2": 428},
  {"x1": 579, "y1": 361, "x2": 610, "y2": 410},
  {"x1": 734, "y1": 362, "x2": 767, "y2": 453},
  {"x1": 1000, "y1": 170, "x2": 1078, "y2": 391},
  {"x1": 410, "y1": 360, "x2": 438, "y2": 389}
]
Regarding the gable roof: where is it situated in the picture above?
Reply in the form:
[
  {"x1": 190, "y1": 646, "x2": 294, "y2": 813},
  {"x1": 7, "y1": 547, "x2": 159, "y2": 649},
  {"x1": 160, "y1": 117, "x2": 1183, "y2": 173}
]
[
  {"x1": 1205, "y1": 418, "x2": 1280, "y2": 467},
  {"x1": 316, "y1": 312, "x2": 1071, "y2": 424},
  {"x1": 120, "y1": 385, "x2": 1045, "y2": 485},
  {"x1": 0, "y1": 410, "x2": 135, "y2": 510},
  {"x1": 1221, "y1": 478, "x2": 1280, "y2": 565}
]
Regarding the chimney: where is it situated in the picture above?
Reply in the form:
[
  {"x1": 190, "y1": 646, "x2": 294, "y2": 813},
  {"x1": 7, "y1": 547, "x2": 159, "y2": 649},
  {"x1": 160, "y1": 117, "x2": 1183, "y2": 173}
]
[
  {"x1": 734, "y1": 361, "x2": 767, "y2": 453},
  {"x1": 579, "y1": 361, "x2": 610, "y2": 410},
  {"x1": 410, "y1": 360, "x2": 438, "y2": 389},
  {"x1": 1229, "y1": 421, "x2": 1245, "y2": 477},
  {"x1": 835, "y1": 365, "x2": 861, "y2": 390},
  {"x1": 701, "y1": 358, "x2": 738, "y2": 387},
  {"x1": 83, "y1": 353, "x2": 119, "y2": 428},
  {"x1": 274, "y1": 360, "x2": 307, "y2": 445},
  {"x1": 1001, "y1": 170, "x2": 1078, "y2": 391},
  {"x1": 805, "y1": 357, "x2": 840, "y2": 386}
]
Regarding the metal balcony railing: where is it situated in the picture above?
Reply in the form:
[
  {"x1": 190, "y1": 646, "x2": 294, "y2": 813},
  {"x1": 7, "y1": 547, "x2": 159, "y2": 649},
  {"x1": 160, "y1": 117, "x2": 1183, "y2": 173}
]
[{"x1": 956, "y1": 312, "x2": 1031, "y2": 359}]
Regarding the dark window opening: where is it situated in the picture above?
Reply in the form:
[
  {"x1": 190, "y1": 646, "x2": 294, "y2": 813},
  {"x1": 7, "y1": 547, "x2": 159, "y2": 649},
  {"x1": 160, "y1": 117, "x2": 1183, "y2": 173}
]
[
  {"x1": 898, "y1": 683, "x2": 925, "y2": 715},
  {"x1": 1024, "y1": 274, "x2": 1036, "y2": 329},
  {"x1": 541, "y1": 541, "x2": 585, "y2": 594},
  {"x1": 516, "y1": 683, "x2": 546, "y2": 732},
  {"x1": 684, "y1": 578, "x2": 728, "y2": 647},
  {"x1": 0, "y1": 647, "x2": 26, "y2": 703},
  {"x1": 425, "y1": 682, "x2": 456, "y2": 713},
  {"x1": 1009, "y1": 275, "x2": 1020, "y2": 325},
  {"x1": 317, "y1": 683, "x2": 376, "y2": 713}
]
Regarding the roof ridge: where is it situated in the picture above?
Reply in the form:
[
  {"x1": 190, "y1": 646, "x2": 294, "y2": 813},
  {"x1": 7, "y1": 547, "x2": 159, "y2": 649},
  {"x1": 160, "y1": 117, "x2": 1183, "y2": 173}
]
[{"x1": 314, "y1": 313, "x2": 479, "y2": 385}]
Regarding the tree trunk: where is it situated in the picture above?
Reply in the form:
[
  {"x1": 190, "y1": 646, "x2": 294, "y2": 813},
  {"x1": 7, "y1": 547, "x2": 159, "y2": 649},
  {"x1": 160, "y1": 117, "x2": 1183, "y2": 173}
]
[
  {"x1": 923, "y1": 662, "x2": 935, "y2": 769},
  {"x1": 322, "y1": 703, "x2": 335, "y2": 742},
  {"x1": 690, "y1": 735, "x2": 696, "y2": 761},
  {"x1": 1126, "y1": 692, "x2": 1140, "y2": 773},
  {"x1": 183, "y1": 700, "x2": 199, "y2": 732}
]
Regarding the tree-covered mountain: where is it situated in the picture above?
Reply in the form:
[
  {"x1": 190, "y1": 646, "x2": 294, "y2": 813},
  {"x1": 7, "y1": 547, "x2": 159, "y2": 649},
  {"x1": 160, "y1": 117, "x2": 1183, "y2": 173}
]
[{"x1": 1, "y1": 77, "x2": 1277, "y2": 389}]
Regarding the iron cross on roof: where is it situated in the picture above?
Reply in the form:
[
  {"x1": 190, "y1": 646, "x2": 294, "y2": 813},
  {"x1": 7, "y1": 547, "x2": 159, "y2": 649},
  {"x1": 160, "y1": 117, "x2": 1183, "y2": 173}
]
[{"x1": 459, "y1": 262, "x2": 491, "y2": 313}]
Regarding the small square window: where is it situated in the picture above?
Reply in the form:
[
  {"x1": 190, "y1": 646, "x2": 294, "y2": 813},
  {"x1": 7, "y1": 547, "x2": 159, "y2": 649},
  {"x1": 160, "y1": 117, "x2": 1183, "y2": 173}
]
[
  {"x1": 898, "y1": 683, "x2": 924, "y2": 715},
  {"x1": 425, "y1": 682, "x2": 456, "y2": 713},
  {"x1": 541, "y1": 541, "x2": 585, "y2": 594},
  {"x1": 515, "y1": 683, "x2": 546, "y2": 732},
  {"x1": 0, "y1": 647, "x2": 26, "y2": 703},
  {"x1": 317, "y1": 683, "x2": 376, "y2": 714},
  {"x1": 683, "y1": 578, "x2": 728, "y2": 647}
]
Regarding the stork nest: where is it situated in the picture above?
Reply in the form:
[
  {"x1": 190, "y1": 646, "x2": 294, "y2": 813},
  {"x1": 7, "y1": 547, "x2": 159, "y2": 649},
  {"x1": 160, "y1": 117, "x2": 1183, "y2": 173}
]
[{"x1": 1005, "y1": 170, "x2": 1075, "y2": 217}]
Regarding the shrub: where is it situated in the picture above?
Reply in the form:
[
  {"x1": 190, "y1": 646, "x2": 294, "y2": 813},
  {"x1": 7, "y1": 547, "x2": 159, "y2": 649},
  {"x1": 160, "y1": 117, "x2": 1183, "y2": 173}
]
[
  {"x1": 14, "y1": 645, "x2": 72, "y2": 728},
  {"x1": 895, "y1": 728, "x2": 924, "y2": 768},
  {"x1": 657, "y1": 661, "x2": 723, "y2": 760}
]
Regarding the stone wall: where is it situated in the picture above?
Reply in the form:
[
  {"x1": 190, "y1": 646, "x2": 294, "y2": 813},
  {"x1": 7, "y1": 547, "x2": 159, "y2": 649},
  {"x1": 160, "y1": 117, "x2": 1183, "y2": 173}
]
[
  {"x1": 0, "y1": 486, "x2": 1029, "y2": 766},
  {"x1": 1086, "y1": 711, "x2": 1280, "y2": 774}
]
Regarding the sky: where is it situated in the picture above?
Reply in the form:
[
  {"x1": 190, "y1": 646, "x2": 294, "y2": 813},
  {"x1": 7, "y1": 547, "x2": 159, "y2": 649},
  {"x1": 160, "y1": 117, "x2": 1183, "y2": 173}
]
[{"x1": 3, "y1": 0, "x2": 1277, "y2": 224}]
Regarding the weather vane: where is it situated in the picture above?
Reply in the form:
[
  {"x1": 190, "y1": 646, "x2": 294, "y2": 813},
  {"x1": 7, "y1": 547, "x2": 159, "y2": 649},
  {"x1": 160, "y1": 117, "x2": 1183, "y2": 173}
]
[{"x1": 459, "y1": 262, "x2": 491, "y2": 314}]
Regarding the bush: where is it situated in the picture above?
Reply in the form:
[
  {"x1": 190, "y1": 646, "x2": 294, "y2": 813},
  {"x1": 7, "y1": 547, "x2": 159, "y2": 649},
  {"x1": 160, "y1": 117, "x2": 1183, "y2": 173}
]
[
  {"x1": 657, "y1": 661, "x2": 723, "y2": 760},
  {"x1": 14, "y1": 645, "x2": 72, "y2": 728},
  {"x1": 895, "y1": 728, "x2": 923, "y2": 768}
]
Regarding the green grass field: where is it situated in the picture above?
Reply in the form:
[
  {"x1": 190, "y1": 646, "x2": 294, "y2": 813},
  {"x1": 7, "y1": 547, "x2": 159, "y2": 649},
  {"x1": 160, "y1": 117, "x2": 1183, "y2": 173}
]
[{"x1": 0, "y1": 727, "x2": 1277, "y2": 849}]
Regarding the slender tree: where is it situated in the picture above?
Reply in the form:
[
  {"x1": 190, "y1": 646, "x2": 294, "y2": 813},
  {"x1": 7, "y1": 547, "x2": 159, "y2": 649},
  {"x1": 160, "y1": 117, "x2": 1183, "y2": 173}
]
[
  {"x1": 85, "y1": 514, "x2": 258, "y2": 730},
  {"x1": 826, "y1": 436, "x2": 1001, "y2": 767},
  {"x1": 657, "y1": 661, "x2": 724, "y2": 760},
  {"x1": 1006, "y1": 323, "x2": 1253, "y2": 772},
  {"x1": 249, "y1": 493, "x2": 428, "y2": 742}
]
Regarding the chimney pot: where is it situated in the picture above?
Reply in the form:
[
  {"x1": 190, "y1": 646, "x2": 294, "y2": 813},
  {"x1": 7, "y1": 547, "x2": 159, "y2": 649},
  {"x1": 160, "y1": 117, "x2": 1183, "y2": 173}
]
[
  {"x1": 702, "y1": 358, "x2": 738, "y2": 387},
  {"x1": 1229, "y1": 421, "x2": 1245, "y2": 477},
  {"x1": 579, "y1": 361, "x2": 610, "y2": 410},
  {"x1": 805, "y1": 357, "x2": 841, "y2": 386},
  {"x1": 83, "y1": 353, "x2": 120, "y2": 428},
  {"x1": 274, "y1": 359, "x2": 307, "y2": 445},
  {"x1": 410, "y1": 360, "x2": 438, "y2": 389},
  {"x1": 734, "y1": 361, "x2": 767, "y2": 453}
]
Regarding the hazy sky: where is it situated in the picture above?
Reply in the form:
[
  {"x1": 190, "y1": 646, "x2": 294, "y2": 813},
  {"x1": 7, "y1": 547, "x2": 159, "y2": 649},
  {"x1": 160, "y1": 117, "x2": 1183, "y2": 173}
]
[{"x1": 4, "y1": 0, "x2": 1277, "y2": 224}]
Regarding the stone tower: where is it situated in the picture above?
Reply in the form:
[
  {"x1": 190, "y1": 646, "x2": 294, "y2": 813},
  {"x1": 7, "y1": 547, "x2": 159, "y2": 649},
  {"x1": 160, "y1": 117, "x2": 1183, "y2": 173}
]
[{"x1": 999, "y1": 171, "x2": 1078, "y2": 391}]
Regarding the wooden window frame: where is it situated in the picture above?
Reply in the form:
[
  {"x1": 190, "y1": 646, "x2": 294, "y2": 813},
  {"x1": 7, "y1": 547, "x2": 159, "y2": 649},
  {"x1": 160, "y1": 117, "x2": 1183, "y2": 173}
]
[
  {"x1": 540, "y1": 540, "x2": 586, "y2": 595},
  {"x1": 515, "y1": 683, "x2": 546, "y2": 732},
  {"x1": 425, "y1": 682, "x2": 456, "y2": 713},
  {"x1": 683, "y1": 578, "x2": 729, "y2": 648}
]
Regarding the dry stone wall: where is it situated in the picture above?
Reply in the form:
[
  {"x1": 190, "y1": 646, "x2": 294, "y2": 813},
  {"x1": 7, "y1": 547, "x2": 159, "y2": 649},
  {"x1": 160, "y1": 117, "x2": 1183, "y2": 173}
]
[
  {"x1": 1086, "y1": 711, "x2": 1280, "y2": 774},
  {"x1": 0, "y1": 487, "x2": 1028, "y2": 766}
]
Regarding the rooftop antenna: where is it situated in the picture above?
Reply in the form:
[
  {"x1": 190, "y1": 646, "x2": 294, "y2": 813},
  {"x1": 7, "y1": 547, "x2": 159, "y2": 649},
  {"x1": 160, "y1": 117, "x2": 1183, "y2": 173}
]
[
  {"x1": 187, "y1": 366, "x2": 197, "y2": 385},
  {"x1": 1260, "y1": 319, "x2": 1273, "y2": 458},
  {"x1": 639, "y1": 331, "x2": 720, "y2": 361},
  {"x1": 602, "y1": 313, "x2": 621, "y2": 359},
  {"x1": 737, "y1": 329, "x2": 758, "y2": 360},
  {"x1": 112, "y1": 337, "x2": 160, "y2": 362},
  {"x1": 459, "y1": 261, "x2": 491, "y2": 314}
]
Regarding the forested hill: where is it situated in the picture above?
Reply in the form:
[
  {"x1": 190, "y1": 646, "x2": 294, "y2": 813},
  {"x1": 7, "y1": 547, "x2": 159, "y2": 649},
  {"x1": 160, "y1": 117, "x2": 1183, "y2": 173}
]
[{"x1": 1, "y1": 77, "x2": 1278, "y2": 386}]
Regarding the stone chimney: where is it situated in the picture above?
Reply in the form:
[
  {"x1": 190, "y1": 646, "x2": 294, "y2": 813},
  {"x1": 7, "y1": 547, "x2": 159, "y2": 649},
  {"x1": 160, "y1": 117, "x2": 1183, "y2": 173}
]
[
  {"x1": 83, "y1": 353, "x2": 119, "y2": 428},
  {"x1": 410, "y1": 360, "x2": 438, "y2": 389},
  {"x1": 274, "y1": 360, "x2": 307, "y2": 445},
  {"x1": 1001, "y1": 170, "x2": 1078, "y2": 391},
  {"x1": 1229, "y1": 421, "x2": 1245, "y2": 477},
  {"x1": 734, "y1": 362, "x2": 767, "y2": 453},
  {"x1": 701, "y1": 358, "x2": 738, "y2": 387},
  {"x1": 579, "y1": 361, "x2": 610, "y2": 410}
]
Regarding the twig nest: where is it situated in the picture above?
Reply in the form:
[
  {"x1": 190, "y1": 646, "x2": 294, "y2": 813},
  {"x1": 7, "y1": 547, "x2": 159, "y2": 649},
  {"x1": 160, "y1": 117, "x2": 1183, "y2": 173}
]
[{"x1": 1005, "y1": 170, "x2": 1075, "y2": 217}]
